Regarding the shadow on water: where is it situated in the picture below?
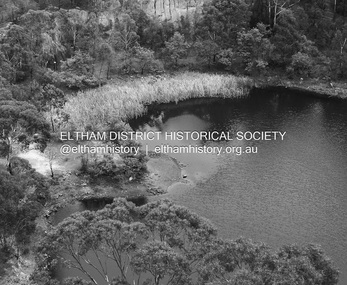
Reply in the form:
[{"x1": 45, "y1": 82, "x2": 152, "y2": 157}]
[{"x1": 53, "y1": 196, "x2": 148, "y2": 225}]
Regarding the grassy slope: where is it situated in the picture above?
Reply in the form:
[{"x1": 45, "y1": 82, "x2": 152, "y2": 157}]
[{"x1": 63, "y1": 72, "x2": 253, "y2": 131}]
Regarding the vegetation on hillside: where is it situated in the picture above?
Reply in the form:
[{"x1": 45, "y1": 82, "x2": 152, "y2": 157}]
[
  {"x1": 0, "y1": 158, "x2": 50, "y2": 278},
  {"x1": 1, "y1": 0, "x2": 347, "y2": 147}
]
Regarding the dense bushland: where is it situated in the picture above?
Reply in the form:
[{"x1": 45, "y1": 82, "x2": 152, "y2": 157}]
[
  {"x1": 0, "y1": 158, "x2": 51, "y2": 269},
  {"x1": 1, "y1": 0, "x2": 347, "y2": 146}
]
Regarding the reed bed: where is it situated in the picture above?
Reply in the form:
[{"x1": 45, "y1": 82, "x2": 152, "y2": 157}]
[{"x1": 63, "y1": 72, "x2": 253, "y2": 130}]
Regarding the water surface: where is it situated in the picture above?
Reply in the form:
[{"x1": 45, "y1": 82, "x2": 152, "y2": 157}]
[{"x1": 131, "y1": 89, "x2": 347, "y2": 284}]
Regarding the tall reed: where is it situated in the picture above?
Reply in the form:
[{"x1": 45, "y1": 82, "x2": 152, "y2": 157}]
[{"x1": 63, "y1": 72, "x2": 253, "y2": 131}]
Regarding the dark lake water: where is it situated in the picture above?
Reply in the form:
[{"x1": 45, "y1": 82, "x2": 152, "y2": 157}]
[
  {"x1": 55, "y1": 88, "x2": 347, "y2": 284},
  {"x1": 131, "y1": 89, "x2": 347, "y2": 284}
]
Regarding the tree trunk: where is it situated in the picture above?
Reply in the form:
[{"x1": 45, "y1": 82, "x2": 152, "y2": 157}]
[
  {"x1": 107, "y1": 61, "x2": 111, "y2": 79},
  {"x1": 73, "y1": 30, "x2": 76, "y2": 51},
  {"x1": 49, "y1": 162, "x2": 54, "y2": 178},
  {"x1": 6, "y1": 137, "x2": 12, "y2": 163},
  {"x1": 50, "y1": 111, "x2": 55, "y2": 132},
  {"x1": 339, "y1": 38, "x2": 347, "y2": 76},
  {"x1": 99, "y1": 60, "x2": 105, "y2": 85},
  {"x1": 163, "y1": 0, "x2": 166, "y2": 18},
  {"x1": 334, "y1": 0, "x2": 337, "y2": 13},
  {"x1": 273, "y1": 0, "x2": 277, "y2": 27},
  {"x1": 169, "y1": 0, "x2": 172, "y2": 19},
  {"x1": 268, "y1": 0, "x2": 271, "y2": 25}
]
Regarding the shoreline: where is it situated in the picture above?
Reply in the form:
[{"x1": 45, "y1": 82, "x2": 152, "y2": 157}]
[
  {"x1": 63, "y1": 72, "x2": 347, "y2": 133},
  {"x1": 254, "y1": 77, "x2": 347, "y2": 100},
  {"x1": 5, "y1": 72, "x2": 346, "y2": 205},
  {"x1": 23, "y1": 73, "x2": 347, "y2": 205}
]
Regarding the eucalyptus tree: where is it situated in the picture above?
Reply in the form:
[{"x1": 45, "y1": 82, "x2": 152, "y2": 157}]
[
  {"x1": 195, "y1": 0, "x2": 251, "y2": 49},
  {"x1": 38, "y1": 198, "x2": 339, "y2": 285},
  {"x1": 164, "y1": 32, "x2": 190, "y2": 66},
  {"x1": 19, "y1": 10, "x2": 65, "y2": 68},
  {"x1": 0, "y1": 24, "x2": 34, "y2": 81},
  {"x1": 198, "y1": 238, "x2": 339, "y2": 285},
  {"x1": 111, "y1": 13, "x2": 139, "y2": 52},
  {"x1": 38, "y1": 199, "x2": 217, "y2": 285}
]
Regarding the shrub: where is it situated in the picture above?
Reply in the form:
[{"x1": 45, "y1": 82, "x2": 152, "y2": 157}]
[
  {"x1": 288, "y1": 52, "x2": 313, "y2": 77},
  {"x1": 81, "y1": 149, "x2": 147, "y2": 181}
]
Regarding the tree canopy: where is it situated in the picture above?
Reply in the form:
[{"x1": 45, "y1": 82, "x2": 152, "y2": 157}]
[
  {"x1": 1, "y1": 0, "x2": 347, "y2": 79},
  {"x1": 36, "y1": 199, "x2": 339, "y2": 285},
  {"x1": 0, "y1": 158, "x2": 50, "y2": 255}
]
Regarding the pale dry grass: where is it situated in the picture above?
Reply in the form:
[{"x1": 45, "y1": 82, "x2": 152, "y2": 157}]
[{"x1": 64, "y1": 72, "x2": 253, "y2": 130}]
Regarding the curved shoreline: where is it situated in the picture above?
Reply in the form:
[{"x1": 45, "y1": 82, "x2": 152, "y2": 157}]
[
  {"x1": 60, "y1": 74, "x2": 347, "y2": 199},
  {"x1": 63, "y1": 72, "x2": 347, "y2": 133},
  {"x1": 254, "y1": 79, "x2": 347, "y2": 100},
  {"x1": 8, "y1": 74, "x2": 346, "y2": 205}
]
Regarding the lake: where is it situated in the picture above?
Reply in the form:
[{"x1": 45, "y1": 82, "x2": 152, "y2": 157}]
[
  {"x1": 55, "y1": 88, "x2": 347, "y2": 284},
  {"x1": 131, "y1": 88, "x2": 347, "y2": 284}
]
